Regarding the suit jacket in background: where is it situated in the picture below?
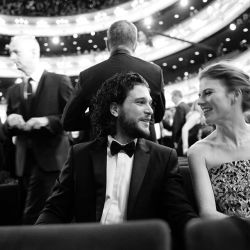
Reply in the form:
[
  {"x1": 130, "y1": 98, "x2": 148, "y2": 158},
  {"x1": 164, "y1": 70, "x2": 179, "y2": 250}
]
[
  {"x1": 62, "y1": 49, "x2": 166, "y2": 135},
  {"x1": 4, "y1": 70, "x2": 73, "y2": 176},
  {"x1": 36, "y1": 138, "x2": 196, "y2": 236},
  {"x1": 172, "y1": 102, "x2": 190, "y2": 145}
]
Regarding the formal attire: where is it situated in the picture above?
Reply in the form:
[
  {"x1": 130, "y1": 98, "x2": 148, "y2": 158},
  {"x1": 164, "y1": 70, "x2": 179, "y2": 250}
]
[
  {"x1": 4, "y1": 70, "x2": 73, "y2": 224},
  {"x1": 62, "y1": 49, "x2": 166, "y2": 141},
  {"x1": 208, "y1": 160, "x2": 250, "y2": 218},
  {"x1": 36, "y1": 137, "x2": 197, "y2": 249},
  {"x1": 172, "y1": 101, "x2": 190, "y2": 156}
]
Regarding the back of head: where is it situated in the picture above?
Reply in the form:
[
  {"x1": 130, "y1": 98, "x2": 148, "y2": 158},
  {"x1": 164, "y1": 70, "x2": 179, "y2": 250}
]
[
  {"x1": 107, "y1": 20, "x2": 137, "y2": 52},
  {"x1": 91, "y1": 72, "x2": 149, "y2": 137},
  {"x1": 171, "y1": 89, "x2": 183, "y2": 105},
  {"x1": 199, "y1": 62, "x2": 250, "y2": 112},
  {"x1": 172, "y1": 90, "x2": 183, "y2": 98},
  {"x1": 9, "y1": 35, "x2": 40, "y2": 57}
]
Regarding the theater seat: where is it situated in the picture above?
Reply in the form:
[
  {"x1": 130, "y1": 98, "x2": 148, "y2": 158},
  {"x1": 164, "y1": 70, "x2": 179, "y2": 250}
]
[
  {"x1": 0, "y1": 220, "x2": 171, "y2": 250},
  {"x1": 179, "y1": 165, "x2": 198, "y2": 213},
  {"x1": 0, "y1": 182, "x2": 21, "y2": 225},
  {"x1": 185, "y1": 217, "x2": 250, "y2": 250}
]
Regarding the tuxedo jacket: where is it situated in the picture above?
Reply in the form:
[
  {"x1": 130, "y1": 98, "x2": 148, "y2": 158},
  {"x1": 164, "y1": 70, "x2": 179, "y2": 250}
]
[
  {"x1": 4, "y1": 71, "x2": 73, "y2": 176},
  {"x1": 62, "y1": 49, "x2": 166, "y2": 132},
  {"x1": 36, "y1": 137, "x2": 196, "y2": 233}
]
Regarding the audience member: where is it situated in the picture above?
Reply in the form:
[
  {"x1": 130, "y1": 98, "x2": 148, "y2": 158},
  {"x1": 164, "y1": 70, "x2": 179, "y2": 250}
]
[
  {"x1": 3, "y1": 35, "x2": 73, "y2": 224},
  {"x1": 188, "y1": 62, "x2": 250, "y2": 219},
  {"x1": 182, "y1": 100, "x2": 204, "y2": 155},
  {"x1": 0, "y1": 0, "x2": 127, "y2": 16},
  {"x1": 159, "y1": 108, "x2": 174, "y2": 148},
  {"x1": 166, "y1": 90, "x2": 190, "y2": 156},
  {"x1": 62, "y1": 20, "x2": 165, "y2": 142},
  {"x1": 36, "y1": 72, "x2": 197, "y2": 250}
]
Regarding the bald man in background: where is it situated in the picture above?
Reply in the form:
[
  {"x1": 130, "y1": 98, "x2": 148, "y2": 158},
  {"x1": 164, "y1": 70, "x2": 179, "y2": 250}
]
[{"x1": 4, "y1": 35, "x2": 73, "y2": 224}]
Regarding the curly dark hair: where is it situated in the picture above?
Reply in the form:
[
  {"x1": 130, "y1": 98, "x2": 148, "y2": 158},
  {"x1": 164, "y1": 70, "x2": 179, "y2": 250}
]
[{"x1": 91, "y1": 72, "x2": 149, "y2": 138}]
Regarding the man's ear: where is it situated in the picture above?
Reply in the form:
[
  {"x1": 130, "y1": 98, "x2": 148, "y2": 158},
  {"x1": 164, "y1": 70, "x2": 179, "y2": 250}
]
[{"x1": 110, "y1": 102, "x2": 119, "y2": 117}]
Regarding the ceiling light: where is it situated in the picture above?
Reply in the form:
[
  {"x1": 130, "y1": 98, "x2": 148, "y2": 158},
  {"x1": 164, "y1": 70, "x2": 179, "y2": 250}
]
[
  {"x1": 144, "y1": 17, "x2": 153, "y2": 26},
  {"x1": 194, "y1": 51, "x2": 199, "y2": 55},
  {"x1": 184, "y1": 72, "x2": 189, "y2": 76},
  {"x1": 243, "y1": 28, "x2": 248, "y2": 32},
  {"x1": 172, "y1": 65, "x2": 177, "y2": 69},
  {"x1": 36, "y1": 20, "x2": 48, "y2": 27},
  {"x1": 63, "y1": 48, "x2": 67, "y2": 51},
  {"x1": 162, "y1": 62, "x2": 167, "y2": 67},
  {"x1": 208, "y1": 53, "x2": 213, "y2": 58},
  {"x1": 52, "y1": 37, "x2": 60, "y2": 44},
  {"x1": 88, "y1": 39, "x2": 93, "y2": 43},
  {"x1": 229, "y1": 23, "x2": 236, "y2": 31},
  {"x1": 46, "y1": 48, "x2": 50, "y2": 52},
  {"x1": 73, "y1": 34, "x2": 78, "y2": 38},
  {"x1": 190, "y1": 60, "x2": 195, "y2": 64},
  {"x1": 91, "y1": 32, "x2": 95, "y2": 36},
  {"x1": 174, "y1": 14, "x2": 179, "y2": 19},
  {"x1": 159, "y1": 21, "x2": 163, "y2": 25},
  {"x1": 178, "y1": 57, "x2": 183, "y2": 61},
  {"x1": 180, "y1": 0, "x2": 189, "y2": 7},
  {"x1": 73, "y1": 41, "x2": 77, "y2": 45},
  {"x1": 225, "y1": 38, "x2": 230, "y2": 42},
  {"x1": 93, "y1": 45, "x2": 98, "y2": 49}
]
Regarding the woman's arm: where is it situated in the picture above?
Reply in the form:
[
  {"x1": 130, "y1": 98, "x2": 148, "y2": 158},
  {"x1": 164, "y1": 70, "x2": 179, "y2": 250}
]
[{"x1": 187, "y1": 144, "x2": 228, "y2": 219}]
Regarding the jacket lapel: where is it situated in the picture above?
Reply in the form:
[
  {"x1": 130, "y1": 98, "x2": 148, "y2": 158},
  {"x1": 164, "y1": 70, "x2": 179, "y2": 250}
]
[
  {"x1": 127, "y1": 138, "x2": 150, "y2": 217},
  {"x1": 90, "y1": 138, "x2": 107, "y2": 221}
]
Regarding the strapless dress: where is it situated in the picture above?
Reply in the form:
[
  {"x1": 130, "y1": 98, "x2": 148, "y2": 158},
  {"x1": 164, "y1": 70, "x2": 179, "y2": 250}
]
[{"x1": 208, "y1": 160, "x2": 250, "y2": 218}]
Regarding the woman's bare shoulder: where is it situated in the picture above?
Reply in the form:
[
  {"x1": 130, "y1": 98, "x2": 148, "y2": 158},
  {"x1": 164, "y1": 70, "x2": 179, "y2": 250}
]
[{"x1": 188, "y1": 133, "x2": 214, "y2": 155}]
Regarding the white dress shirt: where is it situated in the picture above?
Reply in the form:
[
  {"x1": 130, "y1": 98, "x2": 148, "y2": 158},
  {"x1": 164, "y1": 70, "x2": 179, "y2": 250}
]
[
  {"x1": 101, "y1": 136, "x2": 137, "y2": 224},
  {"x1": 28, "y1": 66, "x2": 44, "y2": 94}
]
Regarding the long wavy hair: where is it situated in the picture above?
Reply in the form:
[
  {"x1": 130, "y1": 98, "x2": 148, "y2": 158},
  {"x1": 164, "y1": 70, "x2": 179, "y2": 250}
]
[{"x1": 90, "y1": 72, "x2": 149, "y2": 138}]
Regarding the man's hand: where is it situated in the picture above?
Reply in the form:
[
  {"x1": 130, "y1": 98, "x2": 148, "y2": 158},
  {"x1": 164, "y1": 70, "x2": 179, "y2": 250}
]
[
  {"x1": 24, "y1": 117, "x2": 49, "y2": 131},
  {"x1": 7, "y1": 114, "x2": 26, "y2": 129}
]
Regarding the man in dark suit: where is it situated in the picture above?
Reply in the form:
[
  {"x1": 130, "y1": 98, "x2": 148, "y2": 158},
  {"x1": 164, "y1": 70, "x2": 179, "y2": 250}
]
[
  {"x1": 37, "y1": 72, "x2": 196, "y2": 249},
  {"x1": 4, "y1": 35, "x2": 73, "y2": 224},
  {"x1": 171, "y1": 90, "x2": 190, "y2": 156},
  {"x1": 62, "y1": 20, "x2": 165, "y2": 141}
]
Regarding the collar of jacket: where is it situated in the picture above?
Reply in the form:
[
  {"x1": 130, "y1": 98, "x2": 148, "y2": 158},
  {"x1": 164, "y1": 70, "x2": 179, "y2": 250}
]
[{"x1": 110, "y1": 48, "x2": 132, "y2": 57}]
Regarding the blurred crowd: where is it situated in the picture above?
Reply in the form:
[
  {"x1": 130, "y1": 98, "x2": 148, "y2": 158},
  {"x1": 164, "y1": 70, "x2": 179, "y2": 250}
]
[{"x1": 0, "y1": 0, "x2": 127, "y2": 16}]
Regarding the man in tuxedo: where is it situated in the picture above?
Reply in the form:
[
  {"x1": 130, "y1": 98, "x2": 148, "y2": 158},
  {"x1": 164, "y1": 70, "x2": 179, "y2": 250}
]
[
  {"x1": 171, "y1": 90, "x2": 190, "y2": 156},
  {"x1": 4, "y1": 35, "x2": 73, "y2": 224},
  {"x1": 36, "y1": 72, "x2": 196, "y2": 249},
  {"x1": 62, "y1": 20, "x2": 165, "y2": 142}
]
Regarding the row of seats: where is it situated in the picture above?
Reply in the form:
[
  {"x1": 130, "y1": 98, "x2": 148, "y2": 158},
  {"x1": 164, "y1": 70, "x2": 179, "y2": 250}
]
[{"x1": 0, "y1": 218, "x2": 249, "y2": 250}]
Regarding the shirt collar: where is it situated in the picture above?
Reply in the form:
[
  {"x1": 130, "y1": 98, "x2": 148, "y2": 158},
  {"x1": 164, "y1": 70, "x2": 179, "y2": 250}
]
[
  {"x1": 107, "y1": 135, "x2": 137, "y2": 148},
  {"x1": 29, "y1": 66, "x2": 44, "y2": 82}
]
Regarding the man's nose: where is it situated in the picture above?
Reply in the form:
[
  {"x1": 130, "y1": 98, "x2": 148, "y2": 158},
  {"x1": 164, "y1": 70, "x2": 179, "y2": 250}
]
[{"x1": 146, "y1": 103, "x2": 153, "y2": 115}]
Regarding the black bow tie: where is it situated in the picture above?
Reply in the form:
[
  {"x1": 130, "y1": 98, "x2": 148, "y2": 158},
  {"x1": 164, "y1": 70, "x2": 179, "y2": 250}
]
[{"x1": 110, "y1": 141, "x2": 136, "y2": 157}]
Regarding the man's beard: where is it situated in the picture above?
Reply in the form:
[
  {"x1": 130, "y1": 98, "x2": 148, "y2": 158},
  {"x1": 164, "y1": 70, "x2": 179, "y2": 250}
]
[{"x1": 118, "y1": 111, "x2": 150, "y2": 139}]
